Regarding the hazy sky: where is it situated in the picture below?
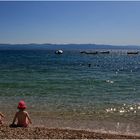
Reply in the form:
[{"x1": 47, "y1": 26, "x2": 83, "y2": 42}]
[{"x1": 0, "y1": 1, "x2": 140, "y2": 45}]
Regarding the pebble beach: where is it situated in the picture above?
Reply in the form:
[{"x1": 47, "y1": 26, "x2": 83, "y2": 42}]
[{"x1": 0, "y1": 125, "x2": 140, "y2": 139}]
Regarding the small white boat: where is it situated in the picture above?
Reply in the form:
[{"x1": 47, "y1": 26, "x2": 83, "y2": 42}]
[{"x1": 55, "y1": 50, "x2": 63, "y2": 54}]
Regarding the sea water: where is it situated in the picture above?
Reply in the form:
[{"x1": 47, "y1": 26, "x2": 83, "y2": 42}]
[{"x1": 0, "y1": 48, "x2": 140, "y2": 135}]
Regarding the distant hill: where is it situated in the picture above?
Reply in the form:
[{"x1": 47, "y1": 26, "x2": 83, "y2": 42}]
[{"x1": 0, "y1": 43, "x2": 139, "y2": 50}]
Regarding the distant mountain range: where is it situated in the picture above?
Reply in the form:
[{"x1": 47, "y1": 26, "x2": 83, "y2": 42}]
[{"x1": 0, "y1": 43, "x2": 139, "y2": 50}]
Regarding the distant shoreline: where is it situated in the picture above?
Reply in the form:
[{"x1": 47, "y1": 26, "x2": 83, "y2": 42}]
[{"x1": 0, "y1": 43, "x2": 140, "y2": 50}]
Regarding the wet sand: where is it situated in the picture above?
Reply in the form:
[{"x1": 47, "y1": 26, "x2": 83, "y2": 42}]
[{"x1": 0, "y1": 125, "x2": 140, "y2": 139}]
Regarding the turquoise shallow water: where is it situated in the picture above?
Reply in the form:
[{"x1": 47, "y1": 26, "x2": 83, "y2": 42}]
[{"x1": 0, "y1": 49, "x2": 140, "y2": 134}]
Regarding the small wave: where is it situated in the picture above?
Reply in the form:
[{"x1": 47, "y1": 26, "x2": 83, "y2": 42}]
[
  {"x1": 105, "y1": 104, "x2": 140, "y2": 115},
  {"x1": 106, "y1": 80, "x2": 114, "y2": 84}
]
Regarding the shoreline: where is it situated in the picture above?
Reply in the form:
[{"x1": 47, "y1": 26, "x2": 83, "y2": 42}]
[{"x1": 0, "y1": 125, "x2": 140, "y2": 139}]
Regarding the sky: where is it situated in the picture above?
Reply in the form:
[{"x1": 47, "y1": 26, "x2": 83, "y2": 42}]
[{"x1": 0, "y1": 1, "x2": 140, "y2": 45}]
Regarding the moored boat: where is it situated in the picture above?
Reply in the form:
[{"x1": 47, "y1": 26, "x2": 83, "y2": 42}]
[
  {"x1": 127, "y1": 51, "x2": 139, "y2": 55},
  {"x1": 100, "y1": 51, "x2": 110, "y2": 54},
  {"x1": 80, "y1": 51, "x2": 98, "y2": 54},
  {"x1": 55, "y1": 50, "x2": 63, "y2": 54}
]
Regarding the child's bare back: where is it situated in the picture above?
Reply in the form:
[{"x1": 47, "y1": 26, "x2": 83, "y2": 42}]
[{"x1": 15, "y1": 110, "x2": 31, "y2": 127}]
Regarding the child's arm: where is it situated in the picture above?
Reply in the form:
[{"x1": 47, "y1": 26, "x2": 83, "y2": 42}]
[
  {"x1": 0, "y1": 112, "x2": 4, "y2": 117},
  {"x1": 26, "y1": 112, "x2": 32, "y2": 124},
  {"x1": 12, "y1": 112, "x2": 17, "y2": 125}
]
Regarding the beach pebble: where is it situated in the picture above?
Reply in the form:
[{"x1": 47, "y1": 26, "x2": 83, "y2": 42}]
[
  {"x1": 119, "y1": 110, "x2": 125, "y2": 113},
  {"x1": 138, "y1": 106, "x2": 140, "y2": 109},
  {"x1": 130, "y1": 107, "x2": 134, "y2": 110}
]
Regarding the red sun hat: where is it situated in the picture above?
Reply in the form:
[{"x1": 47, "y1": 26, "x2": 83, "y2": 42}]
[{"x1": 17, "y1": 100, "x2": 27, "y2": 109}]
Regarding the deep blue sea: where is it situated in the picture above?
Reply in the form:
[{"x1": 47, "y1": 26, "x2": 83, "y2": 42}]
[{"x1": 0, "y1": 47, "x2": 140, "y2": 134}]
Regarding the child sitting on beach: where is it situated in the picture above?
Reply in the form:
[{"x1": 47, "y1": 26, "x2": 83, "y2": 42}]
[
  {"x1": 11, "y1": 100, "x2": 32, "y2": 127},
  {"x1": 0, "y1": 112, "x2": 4, "y2": 125}
]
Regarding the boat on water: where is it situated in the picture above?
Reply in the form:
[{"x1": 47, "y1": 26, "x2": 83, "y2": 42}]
[
  {"x1": 100, "y1": 51, "x2": 110, "y2": 54},
  {"x1": 127, "y1": 51, "x2": 139, "y2": 55},
  {"x1": 55, "y1": 50, "x2": 63, "y2": 54},
  {"x1": 80, "y1": 51, "x2": 86, "y2": 54},
  {"x1": 80, "y1": 51, "x2": 98, "y2": 54},
  {"x1": 80, "y1": 51, "x2": 110, "y2": 55}
]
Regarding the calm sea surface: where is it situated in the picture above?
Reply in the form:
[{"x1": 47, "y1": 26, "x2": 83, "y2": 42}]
[{"x1": 0, "y1": 48, "x2": 140, "y2": 134}]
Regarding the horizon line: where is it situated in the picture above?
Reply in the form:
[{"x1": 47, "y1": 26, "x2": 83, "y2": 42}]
[{"x1": 0, "y1": 43, "x2": 140, "y2": 47}]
